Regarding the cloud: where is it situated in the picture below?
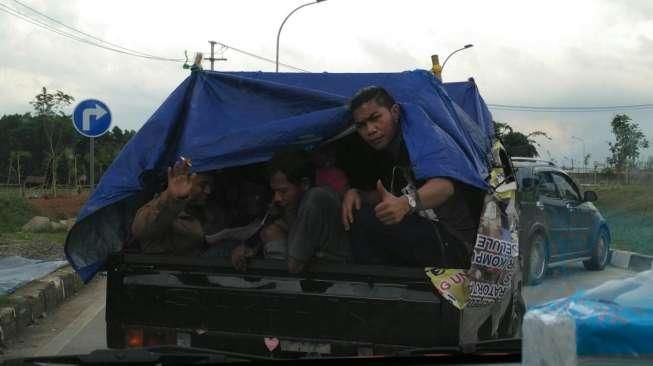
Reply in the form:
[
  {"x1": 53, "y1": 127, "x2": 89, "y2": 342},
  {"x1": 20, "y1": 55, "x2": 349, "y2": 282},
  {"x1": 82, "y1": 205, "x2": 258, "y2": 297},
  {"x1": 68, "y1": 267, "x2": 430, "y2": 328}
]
[{"x1": 1, "y1": 0, "x2": 651, "y2": 161}]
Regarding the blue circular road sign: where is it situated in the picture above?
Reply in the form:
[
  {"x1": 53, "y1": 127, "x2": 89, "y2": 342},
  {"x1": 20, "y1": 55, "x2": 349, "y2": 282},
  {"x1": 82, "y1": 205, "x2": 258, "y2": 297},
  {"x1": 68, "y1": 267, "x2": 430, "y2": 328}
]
[{"x1": 72, "y1": 99, "x2": 112, "y2": 137}]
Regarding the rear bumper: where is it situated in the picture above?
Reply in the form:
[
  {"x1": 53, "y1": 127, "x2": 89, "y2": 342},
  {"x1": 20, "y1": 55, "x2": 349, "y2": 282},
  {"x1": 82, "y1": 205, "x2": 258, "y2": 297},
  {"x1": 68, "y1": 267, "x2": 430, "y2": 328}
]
[{"x1": 107, "y1": 323, "x2": 424, "y2": 357}]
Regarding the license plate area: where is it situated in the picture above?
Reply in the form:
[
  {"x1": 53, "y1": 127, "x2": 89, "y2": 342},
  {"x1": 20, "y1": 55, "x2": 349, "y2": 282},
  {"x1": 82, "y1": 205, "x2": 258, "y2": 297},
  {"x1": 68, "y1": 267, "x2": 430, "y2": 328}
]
[{"x1": 280, "y1": 340, "x2": 332, "y2": 354}]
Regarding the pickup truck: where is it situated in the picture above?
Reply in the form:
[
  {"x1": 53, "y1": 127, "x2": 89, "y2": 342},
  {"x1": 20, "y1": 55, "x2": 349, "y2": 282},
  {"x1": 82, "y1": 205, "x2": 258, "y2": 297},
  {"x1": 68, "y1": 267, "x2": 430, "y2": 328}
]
[
  {"x1": 105, "y1": 253, "x2": 520, "y2": 356},
  {"x1": 64, "y1": 68, "x2": 522, "y2": 358}
]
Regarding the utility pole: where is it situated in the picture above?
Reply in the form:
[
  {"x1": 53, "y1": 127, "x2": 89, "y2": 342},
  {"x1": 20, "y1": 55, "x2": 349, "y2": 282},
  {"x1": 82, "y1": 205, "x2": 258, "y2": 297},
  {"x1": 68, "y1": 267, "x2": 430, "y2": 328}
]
[
  {"x1": 74, "y1": 154, "x2": 78, "y2": 193},
  {"x1": 206, "y1": 40, "x2": 227, "y2": 71},
  {"x1": 431, "y1": 55, "x2": 442, "y2": 80}
]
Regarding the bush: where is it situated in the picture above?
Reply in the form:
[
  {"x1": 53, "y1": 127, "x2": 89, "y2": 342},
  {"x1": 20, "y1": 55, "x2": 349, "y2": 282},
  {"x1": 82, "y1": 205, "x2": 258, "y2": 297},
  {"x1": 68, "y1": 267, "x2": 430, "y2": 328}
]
[{"x1": 0, "y1": 192, "x2": 34, "y2": 233}]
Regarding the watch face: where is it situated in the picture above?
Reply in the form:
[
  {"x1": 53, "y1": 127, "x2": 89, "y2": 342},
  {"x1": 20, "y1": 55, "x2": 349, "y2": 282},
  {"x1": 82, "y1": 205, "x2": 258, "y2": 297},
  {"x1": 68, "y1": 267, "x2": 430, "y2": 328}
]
[{"x1": 407, "y1": 195, "x2": 417, "y2": 208}]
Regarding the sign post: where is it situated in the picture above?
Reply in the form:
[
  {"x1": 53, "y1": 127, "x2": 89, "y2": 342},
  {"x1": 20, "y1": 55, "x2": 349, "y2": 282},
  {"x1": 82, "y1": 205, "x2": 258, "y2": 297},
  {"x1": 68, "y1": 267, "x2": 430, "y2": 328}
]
[{"x1": 72, "y1": 99, "x2": 112, "y2": 192}]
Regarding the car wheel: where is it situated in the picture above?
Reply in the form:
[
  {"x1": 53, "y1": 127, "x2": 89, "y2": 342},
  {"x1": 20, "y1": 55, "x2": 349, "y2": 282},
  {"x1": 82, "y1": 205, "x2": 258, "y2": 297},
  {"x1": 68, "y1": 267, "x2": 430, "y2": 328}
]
[
  {"x1": 525, "y1": 233, "x2": 547, "y2": 286},
  {"x1": 583, "y1": 227, "x2": 610, "y2": 271}
]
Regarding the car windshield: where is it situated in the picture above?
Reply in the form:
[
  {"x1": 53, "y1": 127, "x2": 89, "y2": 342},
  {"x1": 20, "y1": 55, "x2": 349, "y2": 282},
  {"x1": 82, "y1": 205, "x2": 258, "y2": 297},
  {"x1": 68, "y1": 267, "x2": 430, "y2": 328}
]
[{"x1": 1, "y1": 1, "x2": 651, "y2": 365}]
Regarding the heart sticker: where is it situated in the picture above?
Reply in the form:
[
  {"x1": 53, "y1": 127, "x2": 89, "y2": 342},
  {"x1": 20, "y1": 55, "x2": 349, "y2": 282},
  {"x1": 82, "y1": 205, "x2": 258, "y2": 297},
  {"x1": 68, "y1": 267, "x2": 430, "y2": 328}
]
[{"x1": 264, "y1": 337, "x2": 280, "y2": 352}]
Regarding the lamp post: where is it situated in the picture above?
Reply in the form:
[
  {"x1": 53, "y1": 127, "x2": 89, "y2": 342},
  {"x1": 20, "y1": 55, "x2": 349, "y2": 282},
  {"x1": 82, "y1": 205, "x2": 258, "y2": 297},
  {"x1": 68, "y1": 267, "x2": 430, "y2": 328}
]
[
  {"x1": 440, "y1": 44, "x2": 474, "y2": 74},
  {"x1": 572, "y1": 135, "x2": 586, "y2": 172},
  {"x1": 275, "y1": 0, "x2": 327, "y2": 72}
]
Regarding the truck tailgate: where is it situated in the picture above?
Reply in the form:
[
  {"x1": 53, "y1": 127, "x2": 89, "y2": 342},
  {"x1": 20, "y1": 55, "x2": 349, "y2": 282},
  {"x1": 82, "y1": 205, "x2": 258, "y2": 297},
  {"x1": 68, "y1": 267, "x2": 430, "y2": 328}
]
[{"x1": 107, "y1": 254, "x2": 460, "y2": 354}]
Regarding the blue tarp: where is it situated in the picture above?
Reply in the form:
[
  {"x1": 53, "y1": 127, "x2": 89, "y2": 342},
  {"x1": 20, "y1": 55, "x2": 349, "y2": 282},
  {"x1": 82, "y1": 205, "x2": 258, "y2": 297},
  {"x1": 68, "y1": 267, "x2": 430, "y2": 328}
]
[
  {"x1": 528, "y1": 270, "x2": 653, "y2": 357},
  {"x1": 65, "y1": 69, "x2": 495, "y2": 282},
  {"x1": 442, "y1": 79, "x2": 494, "y2": 144},
  {"x1": 0, "y1": 256, "x2": 68, "y2": 294}
]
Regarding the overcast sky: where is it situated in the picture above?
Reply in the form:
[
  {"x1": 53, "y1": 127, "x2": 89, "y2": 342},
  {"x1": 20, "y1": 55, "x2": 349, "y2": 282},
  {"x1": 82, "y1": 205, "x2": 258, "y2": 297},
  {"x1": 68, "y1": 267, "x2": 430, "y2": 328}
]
[{"x1": 1, "y1": 0, "x2": 652, "y2": 166}]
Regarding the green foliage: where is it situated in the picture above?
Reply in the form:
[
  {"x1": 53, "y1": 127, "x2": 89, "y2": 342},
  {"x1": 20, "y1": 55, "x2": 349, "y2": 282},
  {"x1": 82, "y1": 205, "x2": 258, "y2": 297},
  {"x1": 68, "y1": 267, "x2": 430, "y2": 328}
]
[
  {"x1": 594, "y1": 185, "x2": 653, "y2": 255},
  {"x1": 607, "y1": 114, "x2": 650, "y2": 172},
  {"x1": 494, "y1": 121, "x2": 551, "y2": 157},
  {"x1": 30, "y1": 88, "x2": 76, "y2": 196},
  {"x1": 0, "y1": 192, "x2": 34, "y2": 233},
  {"x1": 0, "y1": 88, "x2": 135, "y2": 187}
]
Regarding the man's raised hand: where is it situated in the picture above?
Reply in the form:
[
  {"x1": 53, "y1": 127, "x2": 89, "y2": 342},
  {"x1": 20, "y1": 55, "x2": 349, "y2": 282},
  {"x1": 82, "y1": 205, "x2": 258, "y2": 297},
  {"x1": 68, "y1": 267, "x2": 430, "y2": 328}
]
[{"x1": 167, "y1": 159, "x2": 195, "y2": 200}]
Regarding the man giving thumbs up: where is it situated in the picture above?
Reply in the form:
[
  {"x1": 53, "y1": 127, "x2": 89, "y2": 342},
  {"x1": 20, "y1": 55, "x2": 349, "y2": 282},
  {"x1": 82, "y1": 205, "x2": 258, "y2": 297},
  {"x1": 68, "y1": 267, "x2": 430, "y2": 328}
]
[{"x1": 341, "y1": 86, "x2": 484, "y2": 268}]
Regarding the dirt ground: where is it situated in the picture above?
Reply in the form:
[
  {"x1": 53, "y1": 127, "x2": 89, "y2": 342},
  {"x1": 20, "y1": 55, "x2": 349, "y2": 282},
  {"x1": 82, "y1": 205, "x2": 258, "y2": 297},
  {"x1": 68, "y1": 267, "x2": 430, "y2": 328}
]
[
  {"x1": 0, "y1": 232, "x2": 67, "y2": 261},
  {"x1": 27, "y1": 193, "x2": 89, "y2": 220},
  {"x1": 0, "y1": 193, "x2": 88, "y2": 261}
]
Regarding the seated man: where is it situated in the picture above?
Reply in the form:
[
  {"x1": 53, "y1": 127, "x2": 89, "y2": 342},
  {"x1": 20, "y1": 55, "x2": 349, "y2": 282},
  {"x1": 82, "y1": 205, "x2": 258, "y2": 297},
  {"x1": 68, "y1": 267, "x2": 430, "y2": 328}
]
[
  {"x1": 231, "y1": 150, "x2": 350, "y2": 273},
  {"x1": 131, "y1": 158, "x2": 216, "y2": 255},
  {"x1": 341, "y1": 86, "x2": 484, "y2": 268}
]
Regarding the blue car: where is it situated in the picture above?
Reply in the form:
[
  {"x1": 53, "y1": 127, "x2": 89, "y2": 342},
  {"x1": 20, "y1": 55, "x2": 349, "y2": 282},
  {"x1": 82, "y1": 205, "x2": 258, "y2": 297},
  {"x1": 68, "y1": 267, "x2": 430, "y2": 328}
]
[{"x1": 513, "y1": 158, "x2": 611, "y2": 285}]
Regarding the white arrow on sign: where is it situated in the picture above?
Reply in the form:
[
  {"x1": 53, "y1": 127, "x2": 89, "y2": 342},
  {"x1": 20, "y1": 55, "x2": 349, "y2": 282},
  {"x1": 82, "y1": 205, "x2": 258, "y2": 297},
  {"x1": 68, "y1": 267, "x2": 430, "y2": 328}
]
[{"x1": 82, "y1": 104, "x2": 108, "y2": 131}]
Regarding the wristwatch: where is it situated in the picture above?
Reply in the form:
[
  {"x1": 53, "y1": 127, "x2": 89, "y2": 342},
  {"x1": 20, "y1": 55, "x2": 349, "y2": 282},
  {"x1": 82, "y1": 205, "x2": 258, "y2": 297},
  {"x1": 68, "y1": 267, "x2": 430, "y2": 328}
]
[{"x1": 405, "y1": 193, "x2": 418, "y2": 214}]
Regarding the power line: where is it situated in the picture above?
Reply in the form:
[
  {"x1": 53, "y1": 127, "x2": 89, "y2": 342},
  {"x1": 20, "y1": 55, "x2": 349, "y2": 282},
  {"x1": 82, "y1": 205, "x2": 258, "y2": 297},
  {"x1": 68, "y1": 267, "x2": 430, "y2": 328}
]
[
  {"x1": 2, "y1": 1, "x2": 309, "y2": 71},
  {"x1": 214, "y1": 41, "x2": 310, "y2": 72},
  {"x1": 12, "y1": 0, "x2": 182, "y2": 61},
  {"x1": 488, "y1": 103, "x2": 653, "y2": 112},
  {"x1": 0, "y1": 1, "x2": 184, "y2": 62}
]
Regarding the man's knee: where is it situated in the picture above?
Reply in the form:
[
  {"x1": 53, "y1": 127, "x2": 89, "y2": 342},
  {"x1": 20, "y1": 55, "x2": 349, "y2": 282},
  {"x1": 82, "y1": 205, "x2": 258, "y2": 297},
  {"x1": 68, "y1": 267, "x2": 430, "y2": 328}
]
[{"x1": 302, "y1": 187, "x2": 338, "y2": 209}]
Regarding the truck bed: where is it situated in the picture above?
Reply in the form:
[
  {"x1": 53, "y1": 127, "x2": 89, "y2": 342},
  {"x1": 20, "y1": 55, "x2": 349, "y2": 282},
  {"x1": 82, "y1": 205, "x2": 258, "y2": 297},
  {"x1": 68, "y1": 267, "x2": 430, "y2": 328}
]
[{"x1": 106, "y1": 253, "x2": 461, "y2": 356}]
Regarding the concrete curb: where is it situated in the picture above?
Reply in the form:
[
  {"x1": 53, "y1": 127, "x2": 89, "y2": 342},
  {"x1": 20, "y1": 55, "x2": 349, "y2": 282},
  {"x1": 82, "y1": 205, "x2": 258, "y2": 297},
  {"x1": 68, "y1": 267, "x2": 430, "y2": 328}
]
[
  {"x1": 0, "y1": 265, "x2": 83, "y2": 346},
  {"x1": 609, "y1": 249, "x2": 653, "y2": 272}
]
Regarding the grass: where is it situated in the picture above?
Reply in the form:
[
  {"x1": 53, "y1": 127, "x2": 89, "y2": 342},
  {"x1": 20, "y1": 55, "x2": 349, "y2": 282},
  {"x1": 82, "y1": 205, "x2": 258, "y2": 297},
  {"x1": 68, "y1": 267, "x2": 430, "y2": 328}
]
[
  {"x1": 0, "y1": 231, "x2": 68, "y2": 244},
  {"x1": 0, "y1": 192, "x2": 34, "y2": 233},
  {"x1": 592, "y1": 184, "x2": 653, "y2": 255}
]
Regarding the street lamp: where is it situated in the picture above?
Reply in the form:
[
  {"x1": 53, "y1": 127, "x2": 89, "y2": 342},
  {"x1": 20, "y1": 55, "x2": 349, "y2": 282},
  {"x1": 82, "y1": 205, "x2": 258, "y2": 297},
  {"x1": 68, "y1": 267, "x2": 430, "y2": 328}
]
[
  {"x1": 275, "y1": 0, "x2": 327, "y2": 72},
  {"x1": 440, "y1": 44, "x2": 474, "y2": 74},
  {"x1": 572, "y1": 136, "x2": 586, "y2": 170},
  {"x1": 563, "y1": 156, "x2": 571, "y2": 170}
]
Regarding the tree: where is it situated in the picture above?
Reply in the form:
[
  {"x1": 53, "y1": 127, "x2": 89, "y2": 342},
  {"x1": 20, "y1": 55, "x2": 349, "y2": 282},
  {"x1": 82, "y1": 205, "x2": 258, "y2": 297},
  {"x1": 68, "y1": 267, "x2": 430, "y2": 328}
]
[
  {"x1": 583, "y1": 153, "x2": 591, "y2": 168},
  {"x1": 6, "y1": 150, "x2": 31, "y2": 186},
  {"x1": 1, "y1": 109, "x2": 135, "y2": 191},
  {"x1": 607, "y1": 114, "x2": 650, "y2": 173},
  {"x1": 644, "y1": 156, "x2": 653, "y2": 171},
  {"x1": 494, "y1": 121, "x2": 551, "y2": 157},
  {"x1": 29, "y1": 87, "x2": 75, "y2": 197}
]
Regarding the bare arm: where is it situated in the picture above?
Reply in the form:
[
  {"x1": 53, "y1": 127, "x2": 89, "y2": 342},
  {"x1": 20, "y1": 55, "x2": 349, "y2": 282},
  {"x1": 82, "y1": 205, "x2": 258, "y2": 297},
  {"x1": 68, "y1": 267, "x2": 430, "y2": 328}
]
[{"x1": 415, "y1": 178, "x2": 455, "y2": 210}]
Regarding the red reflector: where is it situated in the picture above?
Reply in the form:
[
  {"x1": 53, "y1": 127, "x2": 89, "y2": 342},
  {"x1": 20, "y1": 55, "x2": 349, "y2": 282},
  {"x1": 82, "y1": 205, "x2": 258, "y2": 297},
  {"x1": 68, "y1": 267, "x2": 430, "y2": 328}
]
[{"x1": 126, "y1": 328, "x2": 143, "y2": 348}]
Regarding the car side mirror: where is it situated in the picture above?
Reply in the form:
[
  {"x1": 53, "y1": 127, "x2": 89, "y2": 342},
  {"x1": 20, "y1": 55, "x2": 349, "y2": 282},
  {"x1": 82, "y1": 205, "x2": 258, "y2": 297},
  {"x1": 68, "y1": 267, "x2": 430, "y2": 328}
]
[{"x1": 584, "y1": 190, "x2": 598, "y2": 202}]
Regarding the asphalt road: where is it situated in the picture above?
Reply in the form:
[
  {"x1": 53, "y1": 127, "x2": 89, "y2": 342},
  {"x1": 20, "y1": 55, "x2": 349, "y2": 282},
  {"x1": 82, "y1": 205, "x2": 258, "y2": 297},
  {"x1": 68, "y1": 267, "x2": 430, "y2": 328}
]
[{"x1": 1, "y1": 263, "x2": 637, "y2": 359}]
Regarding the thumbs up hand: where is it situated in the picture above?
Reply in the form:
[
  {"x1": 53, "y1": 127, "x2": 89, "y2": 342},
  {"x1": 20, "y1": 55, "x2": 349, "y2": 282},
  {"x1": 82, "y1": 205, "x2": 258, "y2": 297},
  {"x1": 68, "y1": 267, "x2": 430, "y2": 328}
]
[{"x1": 374, "y1": 180, "x2": 411, "y2": 225}]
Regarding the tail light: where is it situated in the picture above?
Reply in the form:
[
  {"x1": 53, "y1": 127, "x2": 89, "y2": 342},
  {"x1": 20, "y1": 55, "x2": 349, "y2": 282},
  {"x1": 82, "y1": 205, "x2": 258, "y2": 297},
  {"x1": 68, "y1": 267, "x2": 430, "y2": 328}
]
[
  {"x1": 125, "y1": 327, "x2": 143, "y2": 348},
  {"x1": 125, "y1": 326, "x2": 179, "y2": 348}
]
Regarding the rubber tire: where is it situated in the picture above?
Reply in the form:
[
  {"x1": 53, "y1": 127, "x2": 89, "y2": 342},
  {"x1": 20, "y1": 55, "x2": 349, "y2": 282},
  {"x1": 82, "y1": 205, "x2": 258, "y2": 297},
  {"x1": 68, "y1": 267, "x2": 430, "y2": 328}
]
[
  {"x1": 583, "y1": 227, "x2": 610, "y2": 271},
  {"x1": 525, "y1": 233, "x2": 548, "y2": 286}
]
